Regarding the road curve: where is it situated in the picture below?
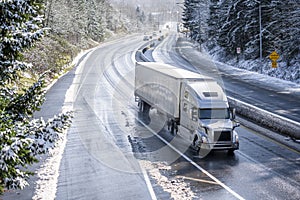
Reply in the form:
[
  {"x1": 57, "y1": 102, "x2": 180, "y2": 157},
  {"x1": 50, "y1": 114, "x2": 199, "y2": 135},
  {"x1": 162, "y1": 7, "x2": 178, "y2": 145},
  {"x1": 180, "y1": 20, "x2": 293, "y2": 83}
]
[{"x1": 2, "y1": 34, "x2": 300, "y2": 200}]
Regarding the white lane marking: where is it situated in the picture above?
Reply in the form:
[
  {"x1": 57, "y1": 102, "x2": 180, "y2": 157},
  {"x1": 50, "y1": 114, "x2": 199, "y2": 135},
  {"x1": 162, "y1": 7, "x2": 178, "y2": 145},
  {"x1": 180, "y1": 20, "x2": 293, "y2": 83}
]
[
  {"x1": 141, "y1": 164, "x2": 158, "y2": 200},
  {"x1": 136, "y1": 116, "x2": 245, "y2": 200}
]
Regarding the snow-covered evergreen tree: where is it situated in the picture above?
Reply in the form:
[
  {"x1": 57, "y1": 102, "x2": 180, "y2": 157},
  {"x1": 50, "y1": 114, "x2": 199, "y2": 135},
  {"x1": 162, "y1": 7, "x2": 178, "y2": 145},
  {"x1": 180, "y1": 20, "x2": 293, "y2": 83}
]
[
  {"x1": 0, "y1": 0, "x2": 72, "y2": 193},
  {"x1": 266, "y1": 0, "x2": 300, "y2": 67},
  {"x1": 216, "y1": 0, "x2": 258, "y2": 59},
  {"x1": 182, "y1": 0, "x2": 196, "y2": 37},
  {"x1": 206, "y1": 0, "x2": 222, "y2": 50},
  {"x1": 44, "y1": 0, "x2": 114, "y2": 45},
  {"x1": 182, "y1": 0, "x2": 209, "y2": 48},
  {"x1": 86, "y1": 0, "x2": 105, "y2": 41},
  {"x1": 185, "y1": 0, "x2": 299, "y2": 82}
]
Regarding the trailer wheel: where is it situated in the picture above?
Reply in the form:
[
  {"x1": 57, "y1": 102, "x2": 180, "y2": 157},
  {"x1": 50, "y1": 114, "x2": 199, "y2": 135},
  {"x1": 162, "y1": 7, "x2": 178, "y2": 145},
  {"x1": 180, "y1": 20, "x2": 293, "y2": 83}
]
[
  {"x1": 171, "y1": 123, "x2": 174, "y2": 134},
  {"x1": 167, "y1": 120, "x2": 171, "y2": 131},
  {"x1": 138, "y1": 100, "x2": 143, "y2": 112}
]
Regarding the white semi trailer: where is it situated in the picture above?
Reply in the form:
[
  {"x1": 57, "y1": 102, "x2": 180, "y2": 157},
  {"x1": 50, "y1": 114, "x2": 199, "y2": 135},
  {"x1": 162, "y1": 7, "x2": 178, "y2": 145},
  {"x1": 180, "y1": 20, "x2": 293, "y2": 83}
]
[{"x1": 134, "y1": 62, "x2": 240, "y2": 154}]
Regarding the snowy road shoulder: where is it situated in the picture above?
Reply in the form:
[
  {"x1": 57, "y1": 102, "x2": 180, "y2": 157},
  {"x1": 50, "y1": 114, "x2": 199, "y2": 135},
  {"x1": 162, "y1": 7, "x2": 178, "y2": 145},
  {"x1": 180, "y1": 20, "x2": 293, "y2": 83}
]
[{"x1": 31, "y1": 48, "x2": 95, "y2": 200}]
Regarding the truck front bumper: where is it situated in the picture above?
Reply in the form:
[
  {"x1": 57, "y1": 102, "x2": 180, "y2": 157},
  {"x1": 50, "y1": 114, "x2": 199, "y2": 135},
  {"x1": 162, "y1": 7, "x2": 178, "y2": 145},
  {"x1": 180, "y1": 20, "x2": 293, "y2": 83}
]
[{"x1": 201, "y1": 141, "x2": 239, "y2": 151}]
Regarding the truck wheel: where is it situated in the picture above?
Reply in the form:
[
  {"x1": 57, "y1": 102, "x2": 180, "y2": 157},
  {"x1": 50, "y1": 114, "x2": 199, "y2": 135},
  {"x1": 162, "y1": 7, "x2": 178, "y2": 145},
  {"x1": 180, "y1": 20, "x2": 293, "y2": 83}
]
[
  {"x1": 167, "y1": 120, "x2": 171, "y2": 131},
  {"x1": 139, "y1": 100, "x2": 150, "y2": 114},
  {"x1": 170, "y1": 120, "x2": 177, "y2": 134},
  {"x1": 170, "y1": 123, "x2": 175, "y2": 134}
]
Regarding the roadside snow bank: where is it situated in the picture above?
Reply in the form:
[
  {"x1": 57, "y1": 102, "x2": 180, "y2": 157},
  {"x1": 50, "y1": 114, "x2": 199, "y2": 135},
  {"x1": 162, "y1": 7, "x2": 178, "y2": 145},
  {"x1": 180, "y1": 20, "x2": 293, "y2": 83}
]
[
  {"x1": 228, "y1": 97, "x2": 300, "y2": 139},
  {"x1": 214, "y1": 60, "x2": 300, "y2": 97},
  {"x1": 32, "y1": 48, "x2": 94, "y2": 200},
  {"x1": 32, "y1": 133, "x2": 67, "y2": 200}
]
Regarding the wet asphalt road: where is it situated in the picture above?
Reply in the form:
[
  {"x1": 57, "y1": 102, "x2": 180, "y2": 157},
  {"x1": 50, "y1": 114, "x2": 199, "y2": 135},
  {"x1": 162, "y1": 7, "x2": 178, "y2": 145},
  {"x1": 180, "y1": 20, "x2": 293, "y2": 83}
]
[
  {"x1": 57, "y1": 33, "x2": 299, "y2": 199},
  {"x1": 2, "y1": 33, "x2": 300, "y2": 200}
]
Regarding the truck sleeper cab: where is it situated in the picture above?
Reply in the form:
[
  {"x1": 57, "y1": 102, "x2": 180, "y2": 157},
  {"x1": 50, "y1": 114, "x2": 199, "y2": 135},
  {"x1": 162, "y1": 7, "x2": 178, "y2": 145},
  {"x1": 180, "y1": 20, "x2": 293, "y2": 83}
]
[{"x1": 178, "y1": 81, "x2": 239, "y2": 154}]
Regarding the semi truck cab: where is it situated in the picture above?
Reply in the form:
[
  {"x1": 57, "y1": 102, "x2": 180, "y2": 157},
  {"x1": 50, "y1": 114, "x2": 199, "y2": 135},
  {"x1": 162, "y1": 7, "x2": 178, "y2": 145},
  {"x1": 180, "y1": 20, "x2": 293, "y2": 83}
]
[{"x1": 178, "y1": 80, "x2": 240, "y2": 154}]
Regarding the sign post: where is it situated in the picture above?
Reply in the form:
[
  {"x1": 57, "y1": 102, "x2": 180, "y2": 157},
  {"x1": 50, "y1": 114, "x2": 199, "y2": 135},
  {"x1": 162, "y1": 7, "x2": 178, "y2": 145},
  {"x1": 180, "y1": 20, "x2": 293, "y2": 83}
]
[
  {"x1": 271, "y1": 61, "x2": 277, "y2": 68},
  {"x1": 236, "y1": 47, "x2": 241, "y2": 63}
]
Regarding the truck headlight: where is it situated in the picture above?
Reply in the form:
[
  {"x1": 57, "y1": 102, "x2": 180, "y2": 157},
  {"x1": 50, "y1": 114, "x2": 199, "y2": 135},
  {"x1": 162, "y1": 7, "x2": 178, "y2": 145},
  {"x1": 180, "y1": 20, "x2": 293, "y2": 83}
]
[
  {"x1": 201, "y1": 136, "x2": 208, "y2": 143},
  {"x1": 235, "y1": 134, "x2": 239, "y2": 143}
]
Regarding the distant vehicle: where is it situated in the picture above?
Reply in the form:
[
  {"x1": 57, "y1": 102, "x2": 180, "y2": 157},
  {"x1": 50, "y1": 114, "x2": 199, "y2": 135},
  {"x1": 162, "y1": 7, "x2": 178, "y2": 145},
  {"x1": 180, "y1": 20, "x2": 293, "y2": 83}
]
[
  {"x1": 135, "y1": 62, "x2": 240, "y2": 154},
  {"x1": 158, "y1": 35, "x2": 164, "y2": 41},
  {"x1": 152, "y1": 32, "x2": 157, "y2": 37},
  {"x1": 143, "y1": 35, "x2": 149, "y2": 41}
]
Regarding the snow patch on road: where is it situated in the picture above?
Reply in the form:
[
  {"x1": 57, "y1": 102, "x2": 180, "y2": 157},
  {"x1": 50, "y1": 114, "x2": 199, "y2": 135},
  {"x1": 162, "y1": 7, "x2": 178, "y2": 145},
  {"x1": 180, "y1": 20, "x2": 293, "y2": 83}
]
[{"x1": 140, "y1": 160, "x2": 196, "y2": 200}]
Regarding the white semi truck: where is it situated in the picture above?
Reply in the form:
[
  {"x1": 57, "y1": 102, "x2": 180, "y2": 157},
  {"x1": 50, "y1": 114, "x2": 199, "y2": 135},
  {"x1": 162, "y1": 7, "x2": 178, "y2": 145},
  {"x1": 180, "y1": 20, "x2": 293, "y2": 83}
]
[{"x1": 135, "y1": 62, "x2": 240, "y2": 154}]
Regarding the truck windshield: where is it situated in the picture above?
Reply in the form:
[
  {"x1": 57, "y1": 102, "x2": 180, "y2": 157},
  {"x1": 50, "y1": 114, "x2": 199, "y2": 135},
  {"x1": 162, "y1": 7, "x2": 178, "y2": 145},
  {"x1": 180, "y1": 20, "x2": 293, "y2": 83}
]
[{"x1": 199, "y1": 108, "x2": 230, "y2": 119}]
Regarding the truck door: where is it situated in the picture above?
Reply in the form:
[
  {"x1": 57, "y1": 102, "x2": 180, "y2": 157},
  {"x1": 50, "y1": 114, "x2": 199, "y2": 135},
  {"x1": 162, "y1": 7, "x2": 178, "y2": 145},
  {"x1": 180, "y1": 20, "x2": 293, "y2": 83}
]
[
  {"x1": 180, "y1": 89, "x2": 190, "y2": 129},
  {"x1": 189, "y1": 106, "x2": 198, "y2": 131}
]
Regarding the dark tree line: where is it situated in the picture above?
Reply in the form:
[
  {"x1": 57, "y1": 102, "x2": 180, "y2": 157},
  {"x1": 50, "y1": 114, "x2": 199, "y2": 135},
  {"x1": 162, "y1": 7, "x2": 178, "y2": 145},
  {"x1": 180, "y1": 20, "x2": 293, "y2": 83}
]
[{"x1": 182, "y1": 0, "x2": 299, "y2": 71}]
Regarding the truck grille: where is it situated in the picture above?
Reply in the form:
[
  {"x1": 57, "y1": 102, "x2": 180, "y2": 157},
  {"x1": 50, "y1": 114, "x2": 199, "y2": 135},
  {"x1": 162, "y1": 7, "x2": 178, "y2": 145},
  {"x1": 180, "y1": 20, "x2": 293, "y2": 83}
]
[{"x1": 214, "y1": 131, "x2": 231, "y2": 142}]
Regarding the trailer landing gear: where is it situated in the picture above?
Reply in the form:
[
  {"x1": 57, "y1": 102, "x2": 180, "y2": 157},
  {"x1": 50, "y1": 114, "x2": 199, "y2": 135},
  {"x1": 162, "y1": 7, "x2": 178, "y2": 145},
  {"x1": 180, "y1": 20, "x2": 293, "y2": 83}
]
[{"x1": 138, "y1": 100, "x2": 151, "y2": 124}]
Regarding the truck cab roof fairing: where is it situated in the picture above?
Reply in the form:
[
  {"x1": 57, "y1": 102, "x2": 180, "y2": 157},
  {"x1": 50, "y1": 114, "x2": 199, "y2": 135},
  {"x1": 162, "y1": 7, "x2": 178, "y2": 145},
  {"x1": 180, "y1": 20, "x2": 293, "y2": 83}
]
[{"x1": 188, "y1": 81, "x2": 229, "y2": 109}]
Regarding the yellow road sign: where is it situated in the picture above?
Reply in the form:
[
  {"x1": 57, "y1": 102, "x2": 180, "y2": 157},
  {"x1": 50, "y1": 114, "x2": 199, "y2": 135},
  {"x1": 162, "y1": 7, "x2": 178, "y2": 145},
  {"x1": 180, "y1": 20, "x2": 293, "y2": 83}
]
[{"x1": 269, "y1": 51, "x2": 279, "y2": 61}]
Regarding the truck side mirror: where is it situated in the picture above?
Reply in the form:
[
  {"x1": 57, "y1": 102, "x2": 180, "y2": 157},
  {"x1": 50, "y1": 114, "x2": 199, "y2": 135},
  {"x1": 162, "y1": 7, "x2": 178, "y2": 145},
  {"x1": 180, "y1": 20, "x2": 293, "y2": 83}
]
[
  {"x1": 233, "y1": 122, "x2": 240, "y2": 129},
  {"x1": 231, "y1": 108, "x2": 236, "y2": 120}
]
